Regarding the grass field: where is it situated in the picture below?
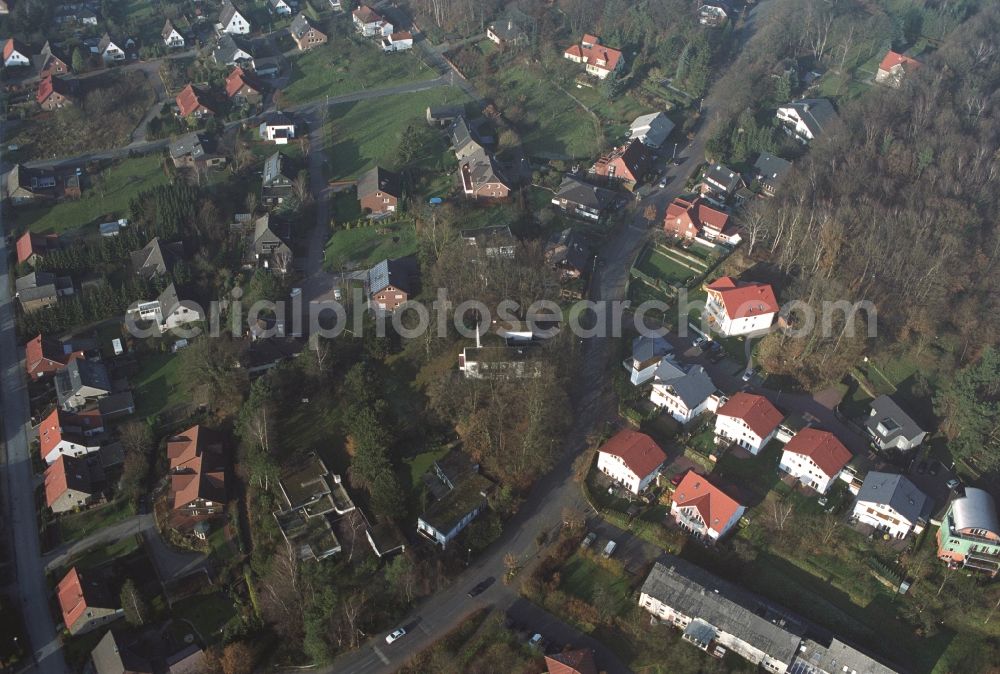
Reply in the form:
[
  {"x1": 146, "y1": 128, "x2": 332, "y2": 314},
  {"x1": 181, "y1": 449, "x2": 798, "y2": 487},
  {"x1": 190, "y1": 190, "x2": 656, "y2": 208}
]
[
  {"x1": 404, "y1": 446, "x2": 450, "y2": 489},
  {"x1": 56, "y1": 499, "x2": 134, "y2": 545},
  {"x1": 636, "y1": 247, "x2": 700, "y2": 286},
  {"x1": 133, "y1": 351, "x2": 184, "y2": 419},
  {"x1": 16, "y1": 155, "x2": 171, "y2": 234},
  {"x1": 323, "y1": 220, "x2": 418, "y2": 271},
  {"x1": 171, "y1": 592, "x2": 240, "y2": 641},
  {"x1": 560, "y1": 553, "x2": 632, "y2": 617}
]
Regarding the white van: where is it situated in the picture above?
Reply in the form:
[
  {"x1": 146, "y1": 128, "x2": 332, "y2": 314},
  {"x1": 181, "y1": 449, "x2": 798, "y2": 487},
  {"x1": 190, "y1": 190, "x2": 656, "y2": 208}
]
[{"x1": 602, "y1": 540, "x2": 617, "y2": 558}]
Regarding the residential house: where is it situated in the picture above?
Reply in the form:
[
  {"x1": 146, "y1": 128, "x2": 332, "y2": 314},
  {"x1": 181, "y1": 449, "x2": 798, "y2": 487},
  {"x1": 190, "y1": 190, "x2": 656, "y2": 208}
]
[
  {"x1": 162, "y1": 19, "x2": 185, "y2": 48},
  {"x1": 290, "y1": 13, "x2": 327, "y2": 51},
  {"x1": 876, "y1": 51, "x2": 920, "y2": 88},
  {"x1": 32, "y1": 42, "x2": 71, "y2": 78},
  {"x1": 791, "y1": 638, "x2": 901, "y2": 674},
  {"x1": 563, "y1": 33, "x2": 624, "y2": 80},
  {"x1": 130, "y1": 237, "x2": 182, "y2": 279},
  {"x1": 357, "y1": 166, "x2": 402, "y2": 216},
  {"x1": 417, "y1": 455, "x2": 493, "y2": 548},
  {"x1": 176, "y1": 84, "x2": 217, "y2": 118},
  {"x1": 225, "y1": 66, "x2": 264, "y2": 105},
  {"x1": 702, "y1": 163, "x2": 744, "y2": 199},
  {"x1": 168, "y1": 425, "x2": 227, "y2": 520},
  {"x1": 15, "y1": 271, "x2": 73, "y2": 313},
  {"x1": 368, "y1": 256, "x2": 417, "y2": 312},
  {"x1": 779, "y1": 428, "x2": 852, "y2": 494},
  {"x1": 55, "y1": 359, "x2": 112, "y2": 412},
  {"x1": 98, "y1": 392, "x2": 136, "y2": 421},
  {"x1": 366, "y1": 520, "x2": 407, "y2": 558},
  {"x1": 128, "y1": 283, "x2": 204, "y2": 333},
  {"x1": 56, "y1": 567, "x2": 123, "y2": 635},
  {"x1": 91, "y1": 630, "x2": 153, "y2": 674},
  {"x1": 649, "y1": 356, "x2": 719, "y2": 424},
  {"x1": 3, "y1": 38, "x2": 30, "y2": 67},
  {"x1": 752, "y1": 153, "x2": 792, "y2": 197},
  {"x1": 168, "y1": 132, "x2": 226, "y2": 169},
  {"x1": 596, "y1": 429, "x2": 667, "y2": 494},
  {"x1": 486, "y1": 20, "x2": 527, "y2": 49},
  {"x1": 714, "y1": 392, "x2": 783, "y2": 455},
  {"x1": 704, "y1": 276, "x2": 779, "y2": 336},
  {"x1": 544, "y1": 649, "x2": 598, "y2": 674},
  {"x1": 663, "y1": 196, "x2": 737, "y2": 243},
  {"x1": 450, "y1": 116, "x2": 487, "y2": 160},
  {"x1": 261, "y1": 151, "x2": 296, "y2": 205},
  {"x1": 426, "y1": 105, "x2": 463, "y2": 127},
  {"x1": 45, "y1": 453, "x2": 104, "y2": 513},
  {"x1": 252, "y1": 56, "x2": 281, "y2": 77},
  {"x1": 248, "y1": 214, "x2": 293, "y2": 272},
  {"x1": 166, "y1": 646, "x2": 207, "y2": 674},
  {"x1": 460, "y1": 147, "x2": 512, "y2": 201},
  {"x1": 937, "y1": 488, "x2": 1000, "y2": 577},
  {"x1": 220, "y1": 1, "x2": 251, "y2": 34},
  {"x1": 36, "y1": 75, "x2": 77, "y2": 110},
  {"x1": 353, "y1": 5, "x2": 392, "y2": 37},
  {"x1": 0, "y1": 1, "x2": 9, "y2": 14},
  {"x1": 213, "y1": 34, "x2": 253, "y2": 65},
  {"x1": 98, "y1": 33, "x2": 125, "y2": 64},
  {"x1": 273, "y1": 453, "x2": 347, "y2": 562},
  {"x1": 591, "y1": 139, "x2": 653, "y2": 191},
  {"x1": 328, "y1": 0, "x2": 344, "y2": 11},
  {"x1": 864, "y1": 395, "x2": 926, "y2": 451},
  {"x1": 628, "y1": 112, "x2": 675, "y2": 149},
  {"x1": 259, "y1": 111, "x2": 296, "y2": 144},
  {"x1": 852, "y1": 472, "x2": 931, "y2": 538},
  {"x1": 461, "y1": 225, "x2": 516, "y2": 259},
  {"x1": 698, "y1": 1, "x2": 732, "y2": 26},
  {"x1": 7, "y1": 166, "x2": 58, "y2": 206},
  {"x1": 551, "y1": 175, "x2": 616, "y2": 221},
  {"x1": 671, "y1": 471, "x2": 746, "y2": 541},
  {"x1": 458, "y1": 342, "x2": 541, "y2": 379},
  {"x1": 776, "y1": 98, "x2": 838, "y2": 143},
  {"x1": 381, "y1": 31, "x2": 413, "y2": 52},
  {"x1": 544, "y1": 228, "x2": 590, "y2": 279},
  {"x1": 38, "y1": 407, "x2": 101, "y2": 465},
  {"x1": 626, "y1": 334, "x2": 672, "y2": 385},
  {"x1": 24, "y1": 334, "x2": 85, "y2": 381},
  {"x1": 269, "y1": 0, "x2": 294, "y2": 15},
  {"x1": 16, "y1": 231, "x2": 58, "y2": 264}
]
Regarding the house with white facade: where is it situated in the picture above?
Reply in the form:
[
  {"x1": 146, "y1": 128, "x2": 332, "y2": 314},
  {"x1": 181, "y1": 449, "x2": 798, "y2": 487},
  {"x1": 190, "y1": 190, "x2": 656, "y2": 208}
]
[
  {"x1": 649, "y1": 357, "x2": 719, "y2": 424},
  {"x1": 162, "y1": 20, "x2": 185, "y2": 48},
  {"x1": 417, "y1": 471, "x2": 493, "y2": 548},
  {"x1": 625, "y1": 334, "x2": 672, "y2": 385},
  {"x1": 98, "y1": 34, "x2": 126, "y2": 64},
  {"x1": 628, "y1": 112, "x2": 675, "y2": 149},
  {"x1": 779, "y1": 428, "x2": 852, "y2": 495},
  {"x1": 382, "y1": 31, "x2": 414, "y2": 52},
  {"x1": 353, "y1": 5, "x2": 392, "y2": 37},
  {"x1": 259, "y1": 111, "x2": 296, "y2": 144},
  {"x1": 596, "y1": 429, "x2": 667, "y2": 495},
  {"x1": 269, "y1": 0, "x2": 294, "y2": 15},
  {"x1": 219, "y1": 1, "x2": 251, "y2": 34},
  {"x1": 127, "y1": 284, "x2": 203, "y2": 334},
  {"x1": 864, "y1": 395, "x2": 926, "y2": 452},
  {"x1": 671, "y1": 471, "x2": 746, "y2": 541},
  {"x1": 38, "y1": 408, "x2": 102, "y2": 465},
  {"x1": 776, "y1": 98, "x2": 838, "y2": 143},
  {"x1": 713, "y1": 392, "x2": 783, "y2": 455},
  {"x1": 3, "y1": 38, "x2": 31, "y2": 67},
  {"x1": 704, "y1": 276, "x2": 779, "y2": 336},
  {"x1": 563, "y1": 33, "x2": 624, "y2": 80},
  {"x1": 853, "y1": 472, "x2": 931, "y2": 538}
]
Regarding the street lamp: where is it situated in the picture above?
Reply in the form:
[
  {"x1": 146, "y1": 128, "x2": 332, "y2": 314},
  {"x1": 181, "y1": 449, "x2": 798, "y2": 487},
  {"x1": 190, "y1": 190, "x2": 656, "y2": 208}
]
[
  {"x1": 672, "y1": 142, "x2": 678, "y2": 160},
  {"x1": 466, "y1": 547, "x2": 472, "y2": 567}
]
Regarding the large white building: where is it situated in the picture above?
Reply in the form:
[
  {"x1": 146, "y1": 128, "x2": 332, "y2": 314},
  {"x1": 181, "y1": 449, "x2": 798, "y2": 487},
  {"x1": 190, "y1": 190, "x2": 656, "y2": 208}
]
[
  {"x1": 704, "y1": 277, "x2": 779, "y2": 337},
  {"x1": 853, "y1": 472, "x2": 931, "y2": 539},
  {"x1": 596, "y1": 429, "x2": 667, "y2": 495},
  {"x1": 649, "y1": 357, "x2": 719, "y2": 423},
  {"x1": 779, "y1": 428, "x2": 852, "y2": 495},
  {"x1": 713, "y1": 392, "x2": 783, "y2": 455}
]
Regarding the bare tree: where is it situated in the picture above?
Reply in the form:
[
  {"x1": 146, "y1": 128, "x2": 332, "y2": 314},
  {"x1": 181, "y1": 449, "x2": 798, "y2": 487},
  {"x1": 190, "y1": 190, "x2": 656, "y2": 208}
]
[{"x1": 771, "y1": 500, "x2": 794, "y2": 530}]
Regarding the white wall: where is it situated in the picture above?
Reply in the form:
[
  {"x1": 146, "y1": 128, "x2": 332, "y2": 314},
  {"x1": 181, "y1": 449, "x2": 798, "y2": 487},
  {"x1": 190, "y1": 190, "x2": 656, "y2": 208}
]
[{"x1": 778, "y1": 450, "x2": 837, "y2": 494}]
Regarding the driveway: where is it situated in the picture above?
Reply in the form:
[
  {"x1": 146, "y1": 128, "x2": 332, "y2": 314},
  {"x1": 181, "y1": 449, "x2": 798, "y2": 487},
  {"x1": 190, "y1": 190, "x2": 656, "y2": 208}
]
[{"x1": 42, "y1": 513, "x2": 154, "y2": 573}]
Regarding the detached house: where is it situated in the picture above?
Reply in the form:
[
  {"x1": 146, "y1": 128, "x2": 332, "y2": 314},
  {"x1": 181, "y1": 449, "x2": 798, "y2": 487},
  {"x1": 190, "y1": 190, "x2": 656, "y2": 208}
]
[
  {"x1": 544, "y1": 228, "x2": 590, "y2": 279},
  {"x1": 486, "y1": 21, "x2": 527, "y2": 49},
  {"x1": 357, "y1": 166, "x2": 402, "y2": 216},
  {"x1": 57, "y1": 567, "x2": 123, "y2": 635},
  {"x1": 248, "y1": 214, "x2": 293, "y2": 272},
  {"x1": 3, "y1": 38, "x2": 30, "y2": 67},
  {"x1": 864, "y1": 395, "x2": 926, "y2": 451},
  {"x1": 702, "y1": 163, "x2": 744, "y2": 199},
  {"x1": 461, "y1": 148, "x2": 511, "y2": 201},
  {"x1": 213, "y1": 33, "x2": 253, "y2": 65},
  {"x1": 36, "y1": 75, "x2": 77, "y2": 110},
  {"x1": 353, "y1": 5, "x2": 392, "y2": 37},
  {"x1": 698, "y1": 1, "x2": 732, "y2": 27},
  {"x1": 714, "y1": 392, "x2": 783, "y2": 455},
  {"x1": 752, "y1": 153, "x2": 792, "y2": 197},
  {"x1": 417, "y1": 450, "x2": 493, "y2": 548},
  {"x1": 16, "y1": 231, "x2": 58, "y2": 265},
  {"x1": 91, "y1": 630, "x2": 153, "y2": 674},
  {"x1": 98, "y1": 33, "x2": 125, "y2": 64},
  {"x1": 382, "y1": 31, "x2": 413, "y2": 52},
  {"x1": 38, "y1": 407, "x2": 101, "y2": 465},
  {"x1": 626, "y1": 334, "x2": 672, "y2": 385},
  {"x1": 32, "y1": 42, "x2": 70, "y2": 78},
  {"x1": 220, "y1": 1, "x2": 251, "y2": 34},
  {"x1": 852, "y1": 472, "x2": 931, "y2": 539},
  {"x1": 564, "y1": 33, "x2": 624, "y2": 80},
  {"x1": 461, "y1": 225, "x2": 517, "y2": 260},
  {"x1": 780, "y1": 428, "x2": 852, "y2": 495},
  {"x1": 259, "y1": 111, "x2": 296, "y2": 144},
  {"x1": 628, "y1": 112, "x2": 675, "y2": 149},
  {"x1": 225, "y1": 66, "x2": 264, "y2": 106},
  {"x1": 663, "y1": 196, "x2": 737, "y2": 243},
  {"x1": 937, "y1": 488, "x2": 1000, "y2": 577},
  {"x1": 704, "y1": 276, "x2": 779, "y2": 336},
  {"x1": 671, "y1": 471, "x2": 746, "y2": 541},
  {"x1": 269, "y1": 0, "x2": 294, "y2": 15},
  {"x1": 55, "y1": 359, "x2": 112, "y2": 412},
  {"x1": 16, "y1": 270, "x2": 73, "y2": 313},
  {"x1": 650, "y1": 356, "x2": 719, "y2": 424},
  {"x1": 45, "y1": 453, "x2": 104, "y2": 513},
  {"x1": 130, "y1": 237, "x2": 182, "y2": 279},
  {"x1": 597, "y1": 429, "x2": 667, "y2": 495},
  {"x1": 262, "y1": 151, "x2": 296, "y2": 205},
  {"x1": 776, "y1": 98, "x2": 838, "y2": 143},
  {"x1": 551, "y1": 176, "x2": 616, "y2": 221},
  {"x1": 876, "y1": 51, "x2": 920, "y2": 88},
  {"x1": 168, "y1": 425, "x2": 227, "y2": 521},
  {"x1": 162, "y1": 20, "x2": 185, "y2": 48},
  {"x1": 168, "y1": 132, "x2": 226, "y2": 169},
  {"x1": 176, "y1": 84, "x2": 217, "y2": 118},
  {"x1": 591, "y1": 140, "x2": 653, "y2": 191},
  {"x1": 128, "y1": 283, "x2": 204, "y2": 333},
  {"x1": 8, "y1": 166, "x2": 58, "y2": 206},
  {"x1": 290, "y1": 13, "x2": 327, "y2": 51},
  {"x1": 25, "y1": 334, "x2": 85, "y2": 381},
  {"x1": 368, "y1": 256, "x2": 417, "y2": 312}
]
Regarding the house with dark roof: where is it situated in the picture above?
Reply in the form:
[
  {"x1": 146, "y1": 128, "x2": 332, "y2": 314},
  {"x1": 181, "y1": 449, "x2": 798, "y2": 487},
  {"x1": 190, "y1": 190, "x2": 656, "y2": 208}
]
[
  {"x1": 852, "y1": 472, "x2": 931, "y2": 538},
  {"x1": 247, "y1": 214, "x2": 293, "y2": 272},
  {"x1": 261, "y1": 151, "x2": 296, "y2": 205},
  {"x1": 714, "y1": 392, "x2": 784, "y2": 455},
  {"x1": 259, "y1": 111, "x2": 296, "y2": 144},
  {"x1": 273, "y1": 452, "x2": 347, "y2": 562},
  {"x1": 130, "y1": 237, "x2": 182, "y2": 279},
  {"x1": 213, "y1": 33, "x2": 253, "y2": 65},
  {"x1": 176, "y1": 83, "x2": 216, "y2": 118},
  {"x1": 486, "y1": 20, "x2": 527, "y2": 48},
  {"x1": 169, "y1": 132, "x2": 226, "y2": 169},
  {"x1": 368, "y1": 256, "x2": 417, "y2": 312},
  {"x1": 290, "y1": 13, "x2": 327, "y2": 51},
  {"x1": 450, "y1": 116, "x2": 487, "y2": 160},
  {"x1": 45, "y1": 453, "x2": 104, "y2": 513},
  {"x1": 32, "y1": 42, "x2": 71, "y2": 79},
  {"x1": 753, "y1": 152, "x2": 792, "y2": 197},
  {"x1": 864, "y1": 395, "x2": 926, "y2": 451},
  {"x1": 663, "y1": 196, "x2": 736, "y2": 243},
  {"x1": 91, "y1": 629, "x2": 153, "y2": 674},
  {"x1": 704, "y1": 276, "x2": 779, "y2": 336},
  {"x1": 551, "y1": 175, "x2": 617, "y2": 221},
  {"x1": 8, "y1": 167, "x2": 58, "y2": 206},
  {"x1": 36, "y1": 75, "x2": 78, "y2": 110},
  {"x1": 57, "y1": 567, "x2": 123, "y2": 635},
  {"x1": 776, "y1": 98, "x2": 838, "y2": 142},
  {"x1": 426, "y1": 105, "x2": 463, "y2": 127},
  {"x1": 417, "y1": 459, "x2": 493, "y2": 548},
  {"x1": 127, "y1": 283, "x2": 204, "y2": 333},
  {"x1": 38, "y1": 407, "x2": 102, "y2": 465},
  {"x1": 597, "y1": 429, "x2": 667, "y2": 494},
  {"x1": 779, "y1": 428, "x2": 852, "y2": 495},
  {"x1": 591, "y1": 139, "x2": 653, "y2": 191},
  {"x1": 55, "y1": 359, "x2": 112, "y2": 412},
  {"x1": 937, "y1": 488, "x2": 1000, "y2": 577},
  {"x1": 649, "y1": 356, "x2": 719, "y2": 423},
  {"x1": 702, "y1": 163, "x2": 745, "y2": 199},
  {"x1": 168, "y1": 425, "x2": 227, "y2": 523},
  {"x1": 98, "y1": 33, "x2": 126, "y2": 64},
  {"x1": 163, "y1": 19, "x2": 185, "y2": 48},
  {"x1": 15, "y1": 270, "x2": 73, "y2": 313},
  {"x1": 460, "y1": 225, "x2": 516, "y2": 259},
  {"x1": 460, "y1": 147, "x2": 511, "y2": 201},
  {"x1": 671, "y1": 471, "x2": 746, "y2": 540},
  {"x1": 626, "y1": 334, "x2": 672, "y2": 385},
  {"x1": 564, "y1": 33, "x2": 624, "y2": 79},
  {"x1": 357, "y1": 166, "x2": 402, "y2": 216},
  {"x1": 220, "y1": 0, "x2": 251, "y2": 34},
  {"x1": 544, "y1": 228, "x2": 590, "y2": 279}
]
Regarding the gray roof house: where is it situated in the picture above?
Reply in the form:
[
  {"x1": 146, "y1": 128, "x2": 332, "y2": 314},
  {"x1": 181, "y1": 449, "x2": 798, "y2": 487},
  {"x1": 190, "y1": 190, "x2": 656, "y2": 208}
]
[
  {"x1": 56, "y1": 359, "x2": 112, "y2": 412},
  {"x1": 551, "y1": 175, "x2": 617, "y2": 221},
  {"x1": 753, "y1": 153, "x2": 792, "y2": 197},
  {"x1": 854, "y1": 472, "x2": 932, "y2": 538},
  {"x1": 628, "y1": 112, "x2": 675, "y2": 149},
  {"x1": 776, "y1": 98, "x2": 838, "y2": 142},
  {"x1": 703, "y1": 163, "x2": 744, "y2": 198},
  {"x1": 213, "y1": 34, "x2": 253, "y2": 65},
  {"x1": 91, "y1": 629, "x2": 152, "y2": 674},
  {"x1": 627, "y1": 335, "x2": 672, "y2": 385},
  {"x1": 130, "y1": 237, "x2": 182, "y2": 279},
  {"x1": 864, "y1": 395, "x2": 926, "y2": 451},
  {"x1": 460, "y1": 225, "x2": 517, "y2": 259},
  {"x1": 248, "y1": 214, "x2": 293, "y2": 272},
  {"x1": 650, "y1": 357, "x2": 718, "y2": 423},
  {"x1": 369, "y1": 256, "x2": 417, "y2": 296},
  {"x1": 450, "y1": 116, "x2": 487, "y2": 160},
  {"x1": 544, "y1": 227, "x2": 590, "y2": 277},
  {"x1": 262, "y1": 151, "x2": 297, "y2": 205}
]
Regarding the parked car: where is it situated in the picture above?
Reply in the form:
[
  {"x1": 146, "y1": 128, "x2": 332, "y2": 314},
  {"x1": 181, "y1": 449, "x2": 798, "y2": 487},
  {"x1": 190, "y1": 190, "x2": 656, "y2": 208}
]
[
  {"x1": 334, "y1": 288, "x2": 343, "y2": 301},
  {"x1": 658, "y1": 177, "x2": 669, "y2": 188},
  {"x1": 817, "y1": 496, "x2": 828, "y2": 507},
  {"x1": 467, "y1": 577, "x2": 495, "y2": 597},
  {"x1": 741, "y1": 369, "x2": 754, "y2": 382},
  {"x1": 580, "y1": 532, "x2": 597, "y2": 549},
  {"x1": 693, "y1": 336, "x2": 707, "y2": 350},
  {"x1": 670, "y1": 471, "x2": 687, "y2": 486},
  {"x1": 528, "y1": 634, "x2": 544, "y2": 649},
  {"x1": 602, "y1": 540, "x2": 617, "y2": 558},
  {"x1": 946, "y1": 478, "x2": 961, "y2": 490},
  {"x1": 385, "y1": 628, "x2": 406, "y2": 644}
]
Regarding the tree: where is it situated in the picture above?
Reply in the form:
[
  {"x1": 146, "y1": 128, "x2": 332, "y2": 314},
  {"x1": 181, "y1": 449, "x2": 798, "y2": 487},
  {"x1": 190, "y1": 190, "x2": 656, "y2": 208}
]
[
  {"x1": 220, "y1": 641, "x2": 255, "y2": 674},
  {"x1": 120, "y1": 580, "x2": 150, "y2": 626},
  {"x1": 72, "y1": 47, "x2": 88, "y2": 73},
  {"x1": 385, "y1": 554, "x2": 418, "y2": 603},
  {"x1": 934, "y1": 348, "x2": 1000, "y2": 470}
]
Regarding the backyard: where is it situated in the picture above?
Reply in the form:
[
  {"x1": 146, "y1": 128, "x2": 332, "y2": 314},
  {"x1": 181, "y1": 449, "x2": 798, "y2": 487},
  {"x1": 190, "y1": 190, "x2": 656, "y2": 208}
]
[
  {"x1": 53, "y1": 499, "x2": 135, "y2": 546},
  {"x1": 132, "y1": 351, "x2": 185, "y2": 419},
  {"x1": 323, "y1": 220, "x2": 418, "y2": 271}
]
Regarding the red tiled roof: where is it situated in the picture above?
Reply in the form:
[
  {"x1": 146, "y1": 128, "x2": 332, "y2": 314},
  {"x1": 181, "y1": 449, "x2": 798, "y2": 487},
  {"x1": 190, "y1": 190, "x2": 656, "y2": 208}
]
[
  {"x1": 56, "y1": 567, "x2": 89, "y2": 630},
  {"x1": 599, "y1": 429, "x2": 666, "y2": 480},
  {"x1": 25, "y1": 334, "x2": 83, "y2": 378},
  {"x1": 782, "y1": 428, "x2": 852, "y2": 477},
  {"x1": 564, "y1": 34, "x2": 622, "y2": 73},
  {"x1": 16, "y1": 232, "x2": 56, "y2": 264},
  {"x1": 705, "y1": 276, "x2": 779, "y2": 320},
  {"x1": 176, "y1": 84, "x2": 214, "y2": 117},
  {"x1": 36, "y1": 75, "x2": 73, "y2": 105},
  {"x1": 353, "y1": 5, "x2": 383, "y2": 23},
  {"x1": 879, "y1": 50, "x2": 920, "y2": 73},
  {"x1": 673, "y1": 471, "x2": 744, "y2": 534},
  {"x1": 168, "y1": 426, "x2": 226, "y2": 509},
  {"x1": 3, "y1": 38, "x2": 27, "y2": 60},
  {"x1": 545, "y1": 648, "x2": 598, "y2": 674},
  {"x1": 44, "y1": 454, "x2": 95, "y2": 507},
  {"x1": 225, "y1": 66, "x2": 262, "y2": 98},
  {"x1": 664, "y1": 197, "x2": 729, "y2": 236},
  {"x1": 716, "y1": 392, "x2": 783, "y2": 439},
  {"x1": 390, "y1": 31, "x2": 413, "y2": 41}
]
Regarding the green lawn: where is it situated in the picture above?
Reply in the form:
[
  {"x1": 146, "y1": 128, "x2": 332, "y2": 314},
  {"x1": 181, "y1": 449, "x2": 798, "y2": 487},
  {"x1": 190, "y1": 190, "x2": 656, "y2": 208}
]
[
  {"x1": 133, "y1": 351, "x2": 185, "y2": 419},
  {"x1": 280, "y1": 39, "x2": 437, "y2": 105},
  {"x1": 323, "y1": 220, "x2": 417, "y2": 271},
  {"x1": 404, "y1": 447, "x2": 450, "y2": 489},
  {"x1": 636, "y1": 247, "x2": 700, "y2": 286},
  {"x1": 171, "y1": 592, "x2": 240, "y2": 642},
  {"x1": 711, "y1": 439, "x2": 786, "y2": 503},
  {"x1": 56, "y1": 499, "x2": 134, "y2": 545},
  {"x1": 559, "y1": 554, "x2": 632, "y2": 617},
  {"x1": 16, "y1": 155, "x2": 171, "y2": 234}
]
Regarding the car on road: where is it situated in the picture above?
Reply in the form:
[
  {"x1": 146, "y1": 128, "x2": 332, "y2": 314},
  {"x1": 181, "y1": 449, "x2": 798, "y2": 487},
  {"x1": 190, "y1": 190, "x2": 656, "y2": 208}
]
[
  {"x1": 602, "y1": 540, "x2": 617, "y2": 558},
  {"x1": 946, "y1": 478, "x2": 961, "y2": 490},
  {"x1": 741, "y1": 369, "x2": 754, "y2": 382},
  {"x1": 385, "y1": 628, "x2": 406, "y2": 644},
  {"x1": 671, "y1": 157, "x2": 685, "y2": 166},
  {"x1": 334, "y1": 288, "x2": 343, "y2": 301},
  {"x1": 658, "y1": 177, "x2": 669, "y2": 188},
  {"x1": 467, "y1": 577, "x2": 495, "y2": 597},
  {"x1": 580, "y1": 532, "x2": 597, "y2": 549},
  {"x1": 916, "y1": 461, "x2": 928, "y2": 475}
]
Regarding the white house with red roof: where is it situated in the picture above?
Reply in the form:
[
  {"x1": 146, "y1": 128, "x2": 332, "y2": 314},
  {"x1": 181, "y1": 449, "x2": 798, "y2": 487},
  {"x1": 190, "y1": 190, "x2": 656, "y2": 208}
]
[
  {"x1": 45, "y1": 454, "x2": 103, "y2": 513},
  {"x1": 704, "y1": 276, "x2": 779, "y2": 336},
  {"x1": 875, "y1": 51, "x2": 920, "y2": 88},
  {"x1": 714, "y1": 392, "x2": 784, "y2": 455},
  {"x1": 564, "y1": 34, "x2": 624, "y2": 80},
  {"x1": 779, "y1": 428, "x2": 852, "y2": 494},
  {"x1": 663, "y1": 196, "x2": 738, "y2": 243},
  {"x1": 596, "y1": 429, "x2": 667, "y2": 494},
  {"x1": 353, "y1": 5, "x2": 392, "y2": 37},
  {"x1": 24, "y1": 334, "x2": 85, "y2": 381},
  {"x1": 671, "y1": 471, "x2": 746, "y2": 541},
  {"x1": 38, "y1": 407, "x2": 102, "y2": 465}
]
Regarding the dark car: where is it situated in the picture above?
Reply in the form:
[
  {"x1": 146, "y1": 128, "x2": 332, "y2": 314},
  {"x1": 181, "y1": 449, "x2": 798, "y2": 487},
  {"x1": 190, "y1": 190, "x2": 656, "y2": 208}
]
[
  {"x1": 670, "y1": 471, "x2": 688, "y2": 486},
  {"x1": 467, "y1": 577, "x2": 495, "y2": 597}
]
